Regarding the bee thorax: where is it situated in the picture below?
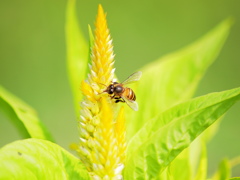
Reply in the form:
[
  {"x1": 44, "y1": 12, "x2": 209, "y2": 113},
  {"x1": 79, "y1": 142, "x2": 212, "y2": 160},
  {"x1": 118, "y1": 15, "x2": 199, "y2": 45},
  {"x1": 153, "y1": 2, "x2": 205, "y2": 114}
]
[{"x1": 114, "y1": 86, "x2": 123, "y2": 93}]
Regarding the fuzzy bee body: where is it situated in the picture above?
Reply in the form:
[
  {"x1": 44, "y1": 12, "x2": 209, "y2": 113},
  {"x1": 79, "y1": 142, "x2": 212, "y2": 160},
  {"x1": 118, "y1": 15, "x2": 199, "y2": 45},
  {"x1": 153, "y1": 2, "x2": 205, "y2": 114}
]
[{"x1": 102, "y1": 71, "x2": 142, "y2": 111}]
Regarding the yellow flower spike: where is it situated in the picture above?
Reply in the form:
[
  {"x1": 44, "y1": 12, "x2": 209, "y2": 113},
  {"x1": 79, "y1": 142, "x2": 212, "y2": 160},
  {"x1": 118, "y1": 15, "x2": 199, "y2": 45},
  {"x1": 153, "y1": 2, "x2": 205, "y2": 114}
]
[
  {"x1": 115, "y1": 107, "x2": 127, "y2": 163},
  {"x1": 81, "y1": 81, "x2": 95, "y2": 102},
  {"x1": 77, "y1": 5, "x2": 125, "y2": 179}
]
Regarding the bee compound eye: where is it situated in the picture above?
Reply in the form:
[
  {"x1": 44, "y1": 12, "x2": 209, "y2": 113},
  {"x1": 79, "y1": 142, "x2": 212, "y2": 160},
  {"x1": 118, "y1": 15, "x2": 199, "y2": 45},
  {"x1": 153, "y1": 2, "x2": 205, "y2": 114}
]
[{"x1": 110, "y1": 89, "x2": 114, "y2": 94}]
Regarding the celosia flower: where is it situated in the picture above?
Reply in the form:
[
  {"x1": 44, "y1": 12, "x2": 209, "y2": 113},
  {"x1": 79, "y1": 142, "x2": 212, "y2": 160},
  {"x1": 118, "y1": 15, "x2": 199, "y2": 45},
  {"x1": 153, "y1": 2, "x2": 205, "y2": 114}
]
[{"x1": 76, "y1": 5, "x2": 126, "y2": 179}]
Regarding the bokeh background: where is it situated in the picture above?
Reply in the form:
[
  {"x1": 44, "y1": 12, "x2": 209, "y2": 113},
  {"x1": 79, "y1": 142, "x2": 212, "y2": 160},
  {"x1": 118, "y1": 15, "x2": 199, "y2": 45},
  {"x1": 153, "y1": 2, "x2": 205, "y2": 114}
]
[{"x1": 0, "y1": 0, "x2": 240, "y2": 176}]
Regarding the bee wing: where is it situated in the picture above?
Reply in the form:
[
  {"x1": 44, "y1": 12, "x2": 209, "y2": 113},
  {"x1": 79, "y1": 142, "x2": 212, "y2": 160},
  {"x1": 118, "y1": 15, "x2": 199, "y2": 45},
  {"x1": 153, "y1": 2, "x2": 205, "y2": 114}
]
[
  {"x1": 122, "y1": 96, "x2": 139, "y2": 111},
  {"x1": 121, "y1": 71, "x2": 142, "y2": 85}
]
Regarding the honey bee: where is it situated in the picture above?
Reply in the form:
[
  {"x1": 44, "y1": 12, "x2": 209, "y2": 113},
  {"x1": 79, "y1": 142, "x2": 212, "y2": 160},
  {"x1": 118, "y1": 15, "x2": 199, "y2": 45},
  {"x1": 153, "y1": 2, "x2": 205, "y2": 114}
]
[{"x1": 102, "y1": 71, "x2": 142, "y2": 111}]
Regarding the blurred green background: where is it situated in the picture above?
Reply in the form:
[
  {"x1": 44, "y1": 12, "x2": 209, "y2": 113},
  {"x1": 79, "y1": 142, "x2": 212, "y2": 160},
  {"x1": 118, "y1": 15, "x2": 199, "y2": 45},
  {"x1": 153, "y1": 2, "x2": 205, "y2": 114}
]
[{"x1": 0, "y1": 0, "x2": 240, "y2": 176}]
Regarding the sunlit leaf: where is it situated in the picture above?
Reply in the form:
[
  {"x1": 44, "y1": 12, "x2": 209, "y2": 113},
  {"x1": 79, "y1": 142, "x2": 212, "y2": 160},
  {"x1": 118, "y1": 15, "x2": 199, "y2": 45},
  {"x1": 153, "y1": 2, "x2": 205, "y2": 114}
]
[
  {"x1": 200, "y1": 118, "x2": 222, "y2": 143},
  {"x1": 169, "y1": 148, "x2": 191, "y2": 180},
  {"x1": 166, "y1": 126, "x2": 209, "y2": 180},
  {"x1": 193, "y1": 140, "x2": 207, "y2": 180},
  {"x1": 66, "y1": 0, "x2": 89, "y2": 116},
  {"x1": 84, "y1": 25, "x2": 94, "y2": 76},
  {"x1": 0, "y1": 86, "x2": 53, "y2": 141},
  {"x1": 124, "y1": 86, "x2": 240, "y2": 179},
  {"x1": 212, "y1": 159, "x2": 231, "y2": 180},
  {"x1": 190, "y1": 120, "x2": 220, "y2": 180},
  {"x1": 0, "y1": 138, "x2": 90, "y2": 179},
  {"x1": 126, "y1": 18, "x2": 232, "y2": 139}
]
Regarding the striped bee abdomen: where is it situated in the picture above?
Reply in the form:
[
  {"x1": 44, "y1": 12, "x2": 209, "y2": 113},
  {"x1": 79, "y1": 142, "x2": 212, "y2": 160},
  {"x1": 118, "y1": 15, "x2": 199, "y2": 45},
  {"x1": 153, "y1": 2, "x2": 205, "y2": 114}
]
[{"x1": 125, "y1": 87, "x2": 136, "y2": 101}]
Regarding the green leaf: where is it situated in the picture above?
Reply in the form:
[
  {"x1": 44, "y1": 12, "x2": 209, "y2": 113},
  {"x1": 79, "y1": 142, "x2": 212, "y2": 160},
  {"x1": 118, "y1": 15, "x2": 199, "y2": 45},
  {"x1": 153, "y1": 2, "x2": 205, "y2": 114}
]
[
  {"x1": 126, "y1": 18, "x2": 232, "y2": 139},
  {"x1": 200, "y1": 117, "x2": 222, "y2": 143},
  {"x1": 193, "y1": 140, "x2": 207, "y2": 180},
  {"x1": 160, "y1": 115, "x2": 218, "y2": 180},
  {"x1": 212, "y1": 159, "x2": 231, "y2": 180},
  {"x1": 169, "y1": 148, "x2": 191, "y2": 180},
  {"x1": 165, "y1": 126, "x2": 209, "y2": 180},
  {"x1": 66, "y1": 0, "x2": 89, "y2": 116},
  {"x1": 124, "y1": 87, "x2": 240, "y2": 179},
  {"x1": 0, "y1": 86, "x2": 53, "y2": 141},
  {"x1": 158, "y1": 168, "x2": 171, "y2": 180},
  {"x1": 85, "y1": 24, "x2": 95, "y2": 76},
  {"x1": 0, "y1": 138, "x2": 90, "y2": 180}
]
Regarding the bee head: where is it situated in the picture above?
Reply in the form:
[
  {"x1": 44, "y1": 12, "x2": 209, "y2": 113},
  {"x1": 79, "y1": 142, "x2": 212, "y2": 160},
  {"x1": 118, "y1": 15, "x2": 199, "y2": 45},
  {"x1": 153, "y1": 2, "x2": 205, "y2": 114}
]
[{"x1": 108, "y1": 84, "x2": 114, "y2": 94}]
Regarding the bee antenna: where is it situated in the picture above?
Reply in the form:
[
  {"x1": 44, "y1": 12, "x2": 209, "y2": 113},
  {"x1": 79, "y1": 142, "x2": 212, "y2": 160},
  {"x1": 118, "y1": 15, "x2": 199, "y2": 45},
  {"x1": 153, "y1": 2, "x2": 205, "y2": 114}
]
[
  {"x1": 98, "y1": 89, "x2": 108, "y2": 95},
  {"x1": 99, "y1": 83, "x2": 107, "y2": 87},
  {"x1": 97, "y1": 82, "x2": 108, "y2": 95}
]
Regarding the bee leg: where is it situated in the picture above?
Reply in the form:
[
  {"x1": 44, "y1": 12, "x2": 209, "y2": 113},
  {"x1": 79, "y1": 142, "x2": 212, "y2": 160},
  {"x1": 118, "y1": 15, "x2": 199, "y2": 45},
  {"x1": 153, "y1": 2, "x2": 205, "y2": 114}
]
[
  {"x1": 115, "y1": 97, "x2": 125, "y2": 103},
  {"x1": 115, "y1": 99, "x2": 123, "y2": 103},
  {"x1": 110, "y1": 94, "x2": 116, "y2": 99}
]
